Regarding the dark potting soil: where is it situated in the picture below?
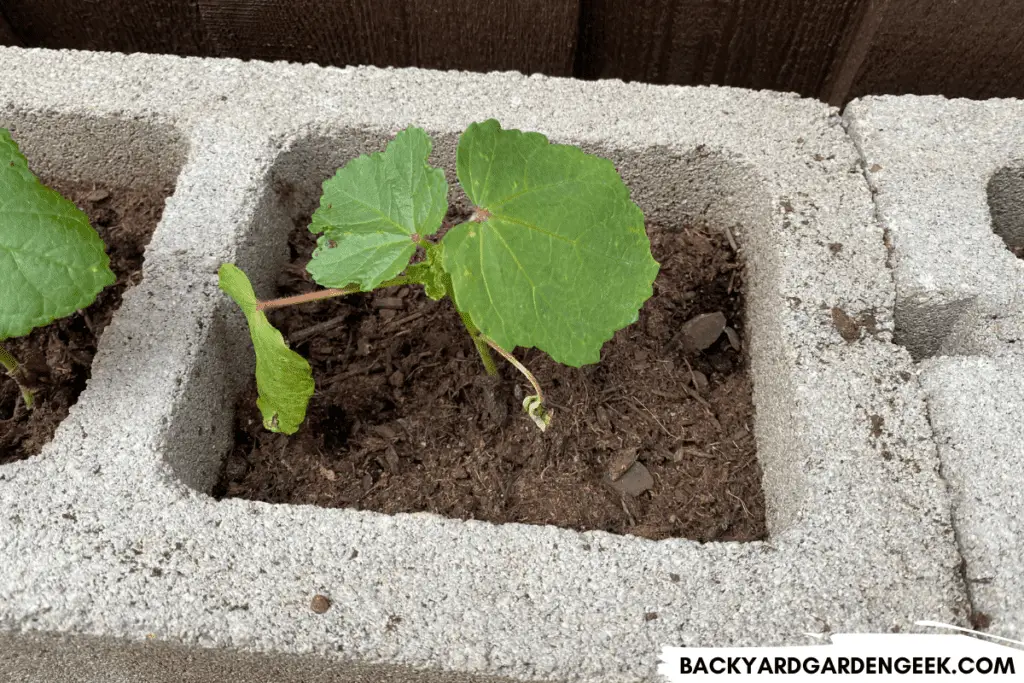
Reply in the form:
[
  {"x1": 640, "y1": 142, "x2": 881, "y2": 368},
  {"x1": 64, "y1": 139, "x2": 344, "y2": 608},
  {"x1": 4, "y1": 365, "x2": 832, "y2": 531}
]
[
  {"x1": 0, "y1": 181, "x2": 170, "y2": 464},
  {"x1": 217, "y1": 211, "x2": 765, "y2": 542}
]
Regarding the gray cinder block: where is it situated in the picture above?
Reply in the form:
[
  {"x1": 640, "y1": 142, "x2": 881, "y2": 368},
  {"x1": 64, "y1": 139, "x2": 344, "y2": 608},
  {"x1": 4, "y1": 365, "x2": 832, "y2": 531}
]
[
  {"x1": 844, "y1": 96, "x2": 1024, "y2": 361},
  {"x1": 919, "y1": 357, "x2": 1024, "y2": 639},
  {"x1": 847, "y1": 95, "x2": 1024, "y2": 642},
  {"x1": 0, "y1": 48, "x2": 966, "y2": 682}
]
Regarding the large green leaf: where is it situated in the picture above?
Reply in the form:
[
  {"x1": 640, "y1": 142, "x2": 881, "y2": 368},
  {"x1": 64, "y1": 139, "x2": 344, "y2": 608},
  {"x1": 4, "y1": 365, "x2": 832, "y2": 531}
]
[
  {"x1": 219, "y1": 264, "x2": 314, "y2": 435},
  {"x1": 0, "y1": 128, "x2": 115, "y2": 341},
  {"x1": 443, "y1": 120, "x2": 659, "y2": 367},
  {"x1": 307, "y1": 126, "x2": 448, "y2": 290}
]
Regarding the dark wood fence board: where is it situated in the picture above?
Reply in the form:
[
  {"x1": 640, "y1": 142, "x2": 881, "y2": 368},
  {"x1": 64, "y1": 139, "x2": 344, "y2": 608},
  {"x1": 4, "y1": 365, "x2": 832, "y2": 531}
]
[
  {"x1": 575, "y1": 0, "x2": 864, "y2": 97},
  {"x1": 197, "y1": 0, "x2": 577, "y2": 74},
  {"x1": 0, "y1": 8, "x2": 19, "y2": 46},
  {"x1": 0, "y1": 0, "x2": 207, "y2": 55},
  {"x1": 849, "y1": 0, "x2": 1024, "y2": 100},
  {"x1": 820, "y1": 0, "x2": 891, "y2": 105},
  {"x1": 3, "y1": 0, "x2": 1024, "y2": 104}
]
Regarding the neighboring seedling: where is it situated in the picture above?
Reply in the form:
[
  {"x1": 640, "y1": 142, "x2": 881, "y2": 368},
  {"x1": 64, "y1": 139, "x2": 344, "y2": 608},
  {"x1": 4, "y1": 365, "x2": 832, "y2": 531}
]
[
  {"x1": 221, "y1": 120, "x2": 659, "y2": 434},
  {"x1": 0, "y1": 128, "x2": 115, "y2": 410}
]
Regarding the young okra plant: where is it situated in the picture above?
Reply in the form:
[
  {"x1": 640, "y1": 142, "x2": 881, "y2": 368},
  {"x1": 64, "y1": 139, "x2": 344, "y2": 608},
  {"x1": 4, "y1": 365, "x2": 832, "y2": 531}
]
[
  {"x1": 220, "y1": 120, "x2": 659, "y2": 435},
  {"x1": 0, "y1": 128, "x2": 115, "y2": 410}
]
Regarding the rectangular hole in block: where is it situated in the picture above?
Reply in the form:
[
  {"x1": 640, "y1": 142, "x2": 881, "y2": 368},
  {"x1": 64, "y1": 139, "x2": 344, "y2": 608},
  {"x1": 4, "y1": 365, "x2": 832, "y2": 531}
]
[
  {"x1": 988, "y1": 165, "x2": 1024, "y2": 259},
  {"x1": 0, "y1": 113, "x2": 187, "y2": 465},
  {"x1": 214, "y1": 130, "x2": 768, "y2": 542}
]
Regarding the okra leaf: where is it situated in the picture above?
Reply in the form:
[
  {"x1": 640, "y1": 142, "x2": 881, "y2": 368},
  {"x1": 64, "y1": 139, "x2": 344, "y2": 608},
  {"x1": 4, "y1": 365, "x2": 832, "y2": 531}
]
[
  {"x1": 307, "y1": 126, "x2": 448, "y2": 290},
  {"x1": 405, "y1": 244, "x2": 449, "y2": 301},
  {"x1": 443, "y1": 120, "x2": 659, "y2": 367},
  {"x1": 0, "y1": 128, "x2": 115, "y2": 341},
  {"x1": 218, "y1": 264, "x2": 314, "y2": 435}
]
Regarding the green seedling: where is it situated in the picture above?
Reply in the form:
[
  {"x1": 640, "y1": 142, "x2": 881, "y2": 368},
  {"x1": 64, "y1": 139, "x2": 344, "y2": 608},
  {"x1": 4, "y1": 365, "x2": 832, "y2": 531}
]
[
  {"x1": 221, "y1": 120, "x2": 659, "y2": 435},
  {"x1": 0, "y1": 128, "x2": 115, "y2": 410}
]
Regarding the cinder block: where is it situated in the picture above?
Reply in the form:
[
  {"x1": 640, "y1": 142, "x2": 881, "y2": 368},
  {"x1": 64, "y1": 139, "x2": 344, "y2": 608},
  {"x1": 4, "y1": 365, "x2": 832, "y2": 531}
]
[
  {"x1": 918, "y1": 357, "x2": 1024, "y2": 638},
  {"x1": 0, "y1": 48, "x2": 966, "y2": 682},
  {"x1": 844, "y1": 96, "x2": 1024, "y2": 361},
  {"x1": 846, "y1": 96, "x2": 1024, "y2": 642}
]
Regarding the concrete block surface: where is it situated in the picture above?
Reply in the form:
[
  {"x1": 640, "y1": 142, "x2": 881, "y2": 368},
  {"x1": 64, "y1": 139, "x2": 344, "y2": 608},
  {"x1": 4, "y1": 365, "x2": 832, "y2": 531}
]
[
  {"x1": 919, "y1": 356, "x2": 1024, "y2": 640},
  {"x1": 0, "y1": 48, "x2": 967, "y2": 682},
  {"x1": 844, "y1": 96, "x2": 1024, "y2": 360}
]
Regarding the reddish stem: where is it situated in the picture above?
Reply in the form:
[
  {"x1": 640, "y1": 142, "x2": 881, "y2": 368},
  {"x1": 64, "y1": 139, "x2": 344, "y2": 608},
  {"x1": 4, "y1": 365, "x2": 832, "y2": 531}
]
[{"x1": 257, "y1": 287, "x2": 357, "y2": 311}]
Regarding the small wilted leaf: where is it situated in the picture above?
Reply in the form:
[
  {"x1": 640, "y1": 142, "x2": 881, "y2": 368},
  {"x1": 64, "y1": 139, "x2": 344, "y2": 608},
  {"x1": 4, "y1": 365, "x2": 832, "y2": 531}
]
[{"x1": 218, "y1": 264, "x2": 314, "y2": 435}]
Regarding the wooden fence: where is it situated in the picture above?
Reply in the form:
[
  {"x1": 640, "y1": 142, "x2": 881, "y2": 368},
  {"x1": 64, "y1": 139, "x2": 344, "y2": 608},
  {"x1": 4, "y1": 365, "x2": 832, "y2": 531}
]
[{"x1": 2, "y1": 0, "x2": 1022, "y2": 105}]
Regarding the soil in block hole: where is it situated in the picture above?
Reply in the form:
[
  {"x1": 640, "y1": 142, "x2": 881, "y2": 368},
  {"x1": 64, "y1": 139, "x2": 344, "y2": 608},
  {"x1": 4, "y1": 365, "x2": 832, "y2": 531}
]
[
  {"x1": 217, "y1": 207, "x2": 764, "y2": 542},
  {"x1": 0, "y1": 181, "x2": 171, "y2": 464}
]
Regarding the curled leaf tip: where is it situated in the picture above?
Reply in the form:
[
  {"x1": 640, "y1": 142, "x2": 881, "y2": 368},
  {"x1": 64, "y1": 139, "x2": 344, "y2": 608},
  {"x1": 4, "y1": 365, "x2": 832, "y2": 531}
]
[{"x1": 523, "y1": 395, "x2": 552, "y2": 432}]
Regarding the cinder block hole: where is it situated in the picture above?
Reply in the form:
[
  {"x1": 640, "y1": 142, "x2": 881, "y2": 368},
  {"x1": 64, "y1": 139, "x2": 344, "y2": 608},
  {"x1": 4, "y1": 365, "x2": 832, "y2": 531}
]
[
  {"x1": 212, "y1": 132, "x2": 770, "y2": 542},
  {"x1": 988, "y1": 165, "x2": 1024, "y2": 258},
  {"x1": 0, "y1": 113, "x2": 187, "y2": 466}
]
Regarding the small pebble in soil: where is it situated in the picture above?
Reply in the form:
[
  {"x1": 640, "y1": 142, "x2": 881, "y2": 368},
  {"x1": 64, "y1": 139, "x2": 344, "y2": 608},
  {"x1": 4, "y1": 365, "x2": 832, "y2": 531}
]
[
  {"x1": 608, "y1": 462, "x2": 654, "y2": 497},
  {"x1": 607, "y1": 448, "x2": 639, "y2": 482},
  {"x1": 723, "y1": 326, "x2": 741, "y2": 351},
  {"x1": 690, "y1": 370, "x2": 709, "y2": 393},
  {"x1": 675, "y1": 311, "x2": 726, "y2": 352},
  {"x1": 310, "y1": 594, "x2": 332, "y2": 614}
]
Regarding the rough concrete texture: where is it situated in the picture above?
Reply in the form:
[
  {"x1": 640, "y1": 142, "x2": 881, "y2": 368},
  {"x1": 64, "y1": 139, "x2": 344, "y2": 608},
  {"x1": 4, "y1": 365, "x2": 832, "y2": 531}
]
[
  {"x1": 844, "y1": 96, "x2": 1024, "y2": 361},
  {"x1": 0, "y1": 48, "x2": 967, "y2": 682},
  {"x1": 918, "y1": 357, "x2": 1024, "y2": 639},
  {"x1": 846, "y1": 96, "x2": 1024, "y2": 642}
]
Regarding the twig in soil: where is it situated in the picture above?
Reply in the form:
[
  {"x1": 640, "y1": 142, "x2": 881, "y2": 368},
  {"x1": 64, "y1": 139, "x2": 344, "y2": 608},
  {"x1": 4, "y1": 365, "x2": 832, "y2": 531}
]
[
  {"x1": 383, "y1": 311, "x2": 425, "y2": 330},
  {"x1": 288, "y1": 314, "x2": 348, "y2": 344},
  {"x1": 646, "y1": 384, "x2": 713, "y2": 416},
  {"x1": 80, "y1": 310, "x2": 96, "y2": 334},
  {"x1": 405, "y1": 361, "x2": 441, "y2": 383},
  {"x1": 723, "y1": 225, "x2": 739, "y2": 253},
  {"x1": 727, "y1": 489, "x2": 751, "y2": 518},
  {"x1": 648, "y1": 388, "x2": 683, "y2": 401},
  {"x1": 326, "y1": 362, "x2": 383, "y2": 385},
  {"x1": 354, "y1": 478, "x2": 384, "y2": 503},
  {"x1": 620, "y1": 497, "x2": 638, "y2": 526},
  {"x1": 629, "y1": 396, "x2": 679, "y2": 439},
  {"x1": 730, "y1": 456, "x2": 758, "y2": 474},
  {"x1": 682, "y1": 385, "x2": 713, "y2": 411},
  {"x1": 682, "y1": 357, "x2": 698, "y2": 389},
  {"x1": 675, "y1": 446, "x2": 716, "y2": 460}
]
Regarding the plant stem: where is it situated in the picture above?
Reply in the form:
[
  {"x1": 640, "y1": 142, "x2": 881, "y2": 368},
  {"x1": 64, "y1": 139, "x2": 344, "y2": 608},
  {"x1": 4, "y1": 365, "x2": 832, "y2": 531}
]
[
  {"x1": 0, "y1": 343, "x2": 33, "y2": 410},
  {"x1": 458, "y1": 310, "x2": 498, "y2": 376},
  {"x1": 0, "y1": 345, "x2": 17, "y2": 374},
  {"x1": 256, "y1": 276, "x2": 412, "y2": 311},
  {"x1": 257, "y1": 287, "x2": 357, "y2": 311},
  {"x1": 478, "y1": 334, "x2": 544, "y2": 404}
]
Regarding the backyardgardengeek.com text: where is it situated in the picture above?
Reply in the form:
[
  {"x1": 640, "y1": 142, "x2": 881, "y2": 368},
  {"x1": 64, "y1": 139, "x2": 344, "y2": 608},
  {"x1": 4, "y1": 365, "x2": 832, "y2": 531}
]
[{"x1": 677, "y1": 655, "x2": 1015, "y2": 676}]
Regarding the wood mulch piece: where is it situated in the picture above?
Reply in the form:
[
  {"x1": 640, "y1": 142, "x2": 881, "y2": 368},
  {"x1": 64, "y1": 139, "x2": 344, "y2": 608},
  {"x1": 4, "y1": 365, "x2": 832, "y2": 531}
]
[
  {"x1": 0, "y1": 181, "x2": 170, "y2": 464},
  {"x1": 217, "y1": 208, "x2": 765, "y2": 542}
]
